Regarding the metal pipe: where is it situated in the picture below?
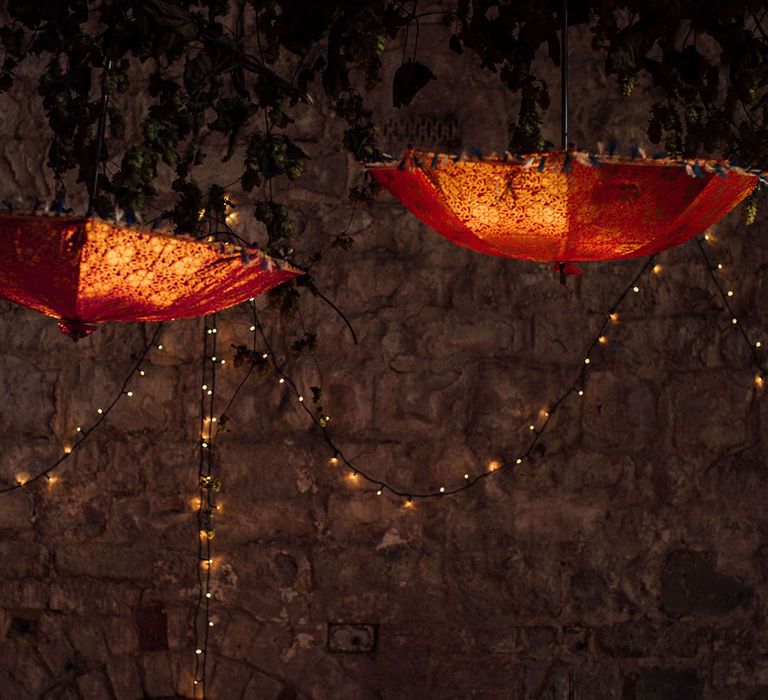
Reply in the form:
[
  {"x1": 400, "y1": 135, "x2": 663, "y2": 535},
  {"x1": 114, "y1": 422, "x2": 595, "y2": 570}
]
[
  {"x1": 561, "y1": 0, "x2": 568, "y2": 150},
  {"x1": 88, "y1": 59, "x2": 112, "y2": 216}
]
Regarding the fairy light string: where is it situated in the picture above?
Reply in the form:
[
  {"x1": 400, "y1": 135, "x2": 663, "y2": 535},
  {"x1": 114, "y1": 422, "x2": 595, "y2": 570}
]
[
  {"x1": 193, "y1": 313, "x2": 220, "y2": 697},
  {"x1": 251, "y1": 256, "x2": 657, "y2": 502},
  {"x1": 696, "y1": 235, "x2": 767, "y2": 383},
  {"x1": 0, "y1": 323, "x2": 164, "y2": 494}
]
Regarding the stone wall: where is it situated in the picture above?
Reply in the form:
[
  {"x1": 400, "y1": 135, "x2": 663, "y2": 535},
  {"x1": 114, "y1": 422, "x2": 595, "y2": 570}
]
[{"x1": 1, "y1": 12, "x2": 768, "y2": 700}]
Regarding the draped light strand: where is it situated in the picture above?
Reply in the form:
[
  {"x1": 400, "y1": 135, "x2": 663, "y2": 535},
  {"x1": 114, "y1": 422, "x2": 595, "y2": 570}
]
[
  {"x1": 696, "y1": 235, "x2": 766, "y2": 386},
  {"x1": 251, "y1": 256, "x2": 657, "y2": 504},
  {"x1": 0, "y1": 323, "x2": 164, "y2": 494},
  {"x1": 193, "y1": 314, "x2": 219, "y2": 697}
]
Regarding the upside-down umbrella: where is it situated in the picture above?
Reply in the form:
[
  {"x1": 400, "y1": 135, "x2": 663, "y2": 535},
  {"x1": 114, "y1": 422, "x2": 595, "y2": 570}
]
[
  {"x1": 0, "y1": 214, "x2": 301, "y2": 338},
  {"x1": 368, "y1": 149, "x2": 763, "y2": 272}
]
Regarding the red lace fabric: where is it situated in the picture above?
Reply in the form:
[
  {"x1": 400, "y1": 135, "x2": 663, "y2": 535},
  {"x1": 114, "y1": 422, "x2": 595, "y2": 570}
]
[
  {"x1": 369, "y1": 150, "x2": 759, "y2": 263},
  {"x1": 0, "y1": 215, "x2": 301, "y2": 336}
]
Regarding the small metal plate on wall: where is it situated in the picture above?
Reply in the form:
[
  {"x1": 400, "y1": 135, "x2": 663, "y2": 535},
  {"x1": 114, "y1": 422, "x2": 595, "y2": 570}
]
[
  {"x1": 380, "y1": 113, "x2": 462, "y2": 151},
  {"x1": 327, "y1": 623, "x2": 378, "y2": 654}
]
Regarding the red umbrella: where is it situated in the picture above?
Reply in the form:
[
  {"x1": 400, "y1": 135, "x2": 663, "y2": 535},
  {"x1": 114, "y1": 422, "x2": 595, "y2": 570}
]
[
  {"x1": 368, "y1": 150, "x2": 761, "y2": 269},
  {"x1": 0, "y1": 214, "x2": 301, "y2": 338}
]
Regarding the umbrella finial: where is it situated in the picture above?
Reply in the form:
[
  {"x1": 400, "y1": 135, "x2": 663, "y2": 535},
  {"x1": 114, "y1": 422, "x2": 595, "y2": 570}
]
[{"x1": 58, "y1": 319, "x2": 99, "y2": 341}]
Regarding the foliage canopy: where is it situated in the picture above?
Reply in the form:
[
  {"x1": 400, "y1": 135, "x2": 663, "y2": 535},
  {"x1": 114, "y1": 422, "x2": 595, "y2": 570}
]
[{"x1": 1, "y1": 0, "x2": 767, "y2": 264}]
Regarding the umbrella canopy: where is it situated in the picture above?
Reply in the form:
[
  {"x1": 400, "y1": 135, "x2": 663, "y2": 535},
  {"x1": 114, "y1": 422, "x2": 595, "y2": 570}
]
[
  {"x1": 368, "y1": 150, "x2": 762, "y2": 265},
  {"x1": 0, "y1": 214, "x2": 301, "y2": 337}
]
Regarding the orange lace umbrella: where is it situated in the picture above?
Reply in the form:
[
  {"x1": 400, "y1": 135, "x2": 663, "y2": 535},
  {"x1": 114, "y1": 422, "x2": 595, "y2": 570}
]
[
  {"x1": 368, "y1": 150, "x2": 762, "y2": 269},
  {"x1": 0, "y1": 214, "x2": 301, "y2": 338}
]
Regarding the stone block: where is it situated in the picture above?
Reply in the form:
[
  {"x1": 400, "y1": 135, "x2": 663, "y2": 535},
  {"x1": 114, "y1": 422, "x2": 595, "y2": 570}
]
[
  {"x1": 582, "y1": 371, "x2": 661, "y2": 453},
  {"x1": 55, "y1": 544, "x2": 155, "y2": 581},
  {"x1": 599, "y1": 618, "x2": 655, "y2": 657},
  {"x1": 668, "y1": 373, "x2": 752, "y2": 452},
  {"x1": 67, "y1": 616, "x2": 110, "y2": 662},
  {"x1": 106, "y1": 656, "x2": 143, "y2": 699},
  {"x1": 661, "y1": 550, "x2": 753, "y2": 617},
  {"x1": 0, "y1": 355, "x2": 57, "y2": 434},
  {"x1": 633, "y1": 668, "x2": 702, "y2": 700},
  {"x1": 76, "y1": 670, "x2": 112, "y2": 698},
  {"x1": 0, "y1": 541, "x2": 49, "y2": 578},
  {"x1": 136, "y1": 602, "x2": 168, "y2": 652},
  {"x1": 570, "y1": 568, "x2": 608, "y2": 612}
]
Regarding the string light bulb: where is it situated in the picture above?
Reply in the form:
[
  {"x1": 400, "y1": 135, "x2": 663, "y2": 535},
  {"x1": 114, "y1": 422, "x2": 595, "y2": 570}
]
[
  {"x1": 652, "y1": 264, "x2": 663, "y2": 275},
  {"x1": 609, "y1": 312, "x2": 620, "y2": 323},
  {"x1": 598, "y1": 335, "x2": 608, "y2": 345}
]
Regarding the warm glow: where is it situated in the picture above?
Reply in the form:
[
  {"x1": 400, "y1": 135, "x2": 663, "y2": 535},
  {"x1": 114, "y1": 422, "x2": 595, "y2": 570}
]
[
  {"x1": 15, "y1": 471, "x2": 29, "y2": 485},
  {"x1": 63, "y1": 445, "x2": 73, "y2": 454},
  {"x1": 329, "y1": 456, "x2": 340, "y2": 466},
  {"x1": 346, "y1": 471, "x2": 359, "y2": 484},
  {"x1": 0, "y1": 215, "x2": 301, "y2": 336},
  {"x1": 652, "y1": 264, "x2": 663, "y2": 275},
  {"x1": 369, "y1": 153, "x2": 757, "y2": 264},
  {"x1": 756, "y1": 374, "x2": 764, "y2": 389},
  {"x1": 403, "y1": 499, "x2": 415, "y2": 509},
  {"x1": 488, "y1": 460, "x2": 501, "y2": 472},
  {"x1": 598, "y1": 335, "x2": 608, "y2": 345},
  {"x1": 609, "y1": 312, "x2": 620, "y2": 323}
]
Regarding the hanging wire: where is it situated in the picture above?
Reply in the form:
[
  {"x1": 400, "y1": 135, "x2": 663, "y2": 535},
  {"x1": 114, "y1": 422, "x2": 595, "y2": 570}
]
[
  {"x1": 88, "y1": 60, "x2": 113, "y2": 216},
  {"x1": 193, "y1": 313, "x2": 218, "y2": 697},
  {"x1": 0, "y1": 323, "x2": 163, "y2": 494},
  {"x1": 696, "y1": 235, "x2": 767, "y2": 376},
  {"x1": 561, "y1": 0, "x2": 569, "y2": 150},
  {"x1": 252, "y1": 256, "x2": 656, "y2": 501}
]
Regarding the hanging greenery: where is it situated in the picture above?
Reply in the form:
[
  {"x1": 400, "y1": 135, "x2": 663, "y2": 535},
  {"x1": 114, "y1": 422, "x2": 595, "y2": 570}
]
[{"x1": 1, "y1": 0, "x2": 767, "y2": 259}]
